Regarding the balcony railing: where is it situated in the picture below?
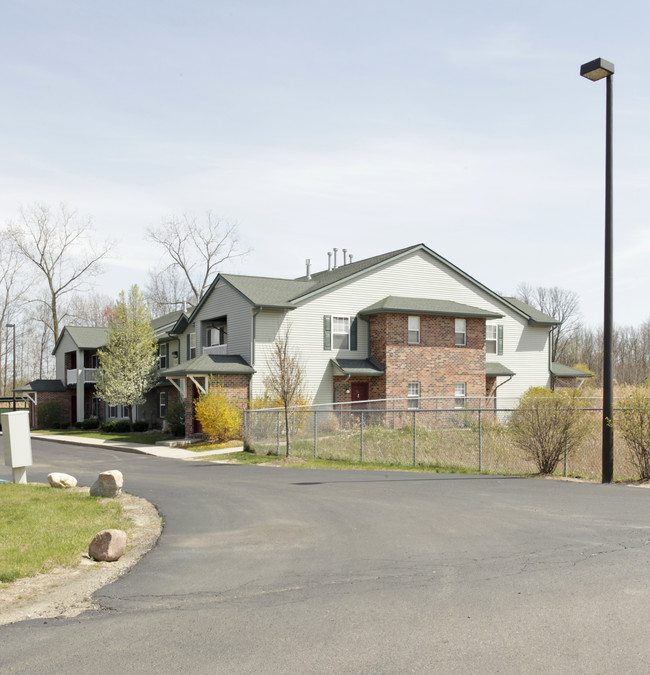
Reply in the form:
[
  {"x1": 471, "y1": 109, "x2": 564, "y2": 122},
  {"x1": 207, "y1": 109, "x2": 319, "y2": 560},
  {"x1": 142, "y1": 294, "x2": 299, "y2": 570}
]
[
  {"x1": 203, "y1": 344, "x2": 227, "y2": 355},
  {"x1": 66, "y1": 368, "x2": 98, "y2": 385}
]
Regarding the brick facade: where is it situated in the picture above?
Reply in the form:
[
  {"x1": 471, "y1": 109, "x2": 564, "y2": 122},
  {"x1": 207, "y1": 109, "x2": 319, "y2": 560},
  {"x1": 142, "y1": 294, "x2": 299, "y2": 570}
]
[
  {"x1": 364, "y1": 313, "x2": 487, "y2": 403},
  {"x1": 34, "y1": 391, "x2": 73, "y2": 428}
]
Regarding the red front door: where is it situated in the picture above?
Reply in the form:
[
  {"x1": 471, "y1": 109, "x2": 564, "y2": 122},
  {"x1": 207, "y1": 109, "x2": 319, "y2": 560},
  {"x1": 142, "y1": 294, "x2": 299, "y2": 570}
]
[{"x1": 350, "y1": 382, "x2": 369, "y2": 408}]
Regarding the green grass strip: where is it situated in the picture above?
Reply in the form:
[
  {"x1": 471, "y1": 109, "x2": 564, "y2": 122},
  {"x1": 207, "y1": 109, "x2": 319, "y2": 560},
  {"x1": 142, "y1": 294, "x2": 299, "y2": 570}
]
[{"x1": 0, "y1": 484, "x2": 132, "y2": 583}]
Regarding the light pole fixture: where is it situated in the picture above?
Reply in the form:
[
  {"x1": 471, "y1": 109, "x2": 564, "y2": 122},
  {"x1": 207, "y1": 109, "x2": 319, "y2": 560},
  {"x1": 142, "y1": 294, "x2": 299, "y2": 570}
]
[
  {"x1": 7, "y1": 323, "x2": 16, "y2": 411},
  {"x1": 580, "y1": 57, "x2": 614, "y2": 483}
]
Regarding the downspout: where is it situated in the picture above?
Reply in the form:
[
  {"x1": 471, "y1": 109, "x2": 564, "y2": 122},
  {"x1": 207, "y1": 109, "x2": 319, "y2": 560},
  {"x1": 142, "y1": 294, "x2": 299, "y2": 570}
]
[
  {"x1": 493, "y1": 375, "x2": 513, "y2": 410},
  {"x1": 334, "y1": 372, "x2": 352, "y2": 403},
  {"x1": 250, "y1": 307, "x2": 262, "y2": 405}
]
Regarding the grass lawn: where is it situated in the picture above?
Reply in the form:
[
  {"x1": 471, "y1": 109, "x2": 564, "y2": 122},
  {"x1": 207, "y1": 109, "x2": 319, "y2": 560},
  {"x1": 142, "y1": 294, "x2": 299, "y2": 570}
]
[
  {"x1": 33, "y1": 429, "x2": 170, "y2": 445},
  {"x1": 0, "y1": 483, "x2": 132, "y2": 584}
]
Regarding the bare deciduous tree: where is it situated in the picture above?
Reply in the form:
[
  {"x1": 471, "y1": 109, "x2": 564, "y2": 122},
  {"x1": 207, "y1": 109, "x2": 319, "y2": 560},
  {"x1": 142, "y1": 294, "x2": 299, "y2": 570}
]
[
  {"x1": 0, "y1": 230, "x2": 27, "y2": 395},
  {"x1": 144, "y1": 267, "x2": 192, "y2": 316},
  {"x1": 67, "y1": 292, "x2": 115, "y2": 327},
  {"x1": 7, "y1": 203, "x2": 113, "y2": 341},
  {"x1": 147, "y1": 211, "x2": 248, "y2": 304},
  {"x1": 515, "y1": 283, "x2": 581, "y2": 362},
  {"x1": 264, "y1": 326, "x2": 306, "y2": 457}
]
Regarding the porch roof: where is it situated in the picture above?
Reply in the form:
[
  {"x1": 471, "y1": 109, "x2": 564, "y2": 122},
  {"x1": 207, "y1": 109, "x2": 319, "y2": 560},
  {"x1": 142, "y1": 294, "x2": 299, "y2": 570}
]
[
  {"x1": 15, "y1": 379, "x2": 67, "y2": 393},
  {"x1": 162, "y1": 354, "x2": 255, "y2": 377},
  {"x1": 550, "y1": 363, "x2": 594, "y2": 378},
  {"x1": 359, "y1": 296, "x2": 504, "y2": 319},
  {"x1": 331, "y1": 358, "x2": 385, "y2": 377},
  {"x1": 485, "y1": 362, "x2": 516, "y2": 377}
]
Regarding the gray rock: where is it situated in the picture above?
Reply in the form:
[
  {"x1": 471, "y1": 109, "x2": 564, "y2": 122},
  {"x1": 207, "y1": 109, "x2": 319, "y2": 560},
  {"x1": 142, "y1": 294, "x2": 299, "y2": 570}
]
[
  {"x1": 47, "y1": 472, "x2": 78, "y2": 488},
  {"x1": 88, "y1": 529, "x2": 127, "y2": 562},
  {"x1": 89, "y1": 470, "x2": 123, "y2": 498}
]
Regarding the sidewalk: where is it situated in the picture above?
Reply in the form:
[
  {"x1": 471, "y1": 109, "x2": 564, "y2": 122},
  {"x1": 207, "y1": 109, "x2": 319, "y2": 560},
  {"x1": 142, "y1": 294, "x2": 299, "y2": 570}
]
[{"x1": 30, "y1": 433, "x2": 243, "y2": 460}]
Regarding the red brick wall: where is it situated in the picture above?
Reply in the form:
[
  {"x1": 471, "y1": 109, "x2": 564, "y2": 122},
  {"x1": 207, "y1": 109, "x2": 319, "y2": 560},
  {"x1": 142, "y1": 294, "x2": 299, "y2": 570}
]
[
  {"x1": 34, "y1": 391, "x2": 73, "y2": 428},
  {"x1": 368, "y1": 314, "x2": 486, "y2": 402}
]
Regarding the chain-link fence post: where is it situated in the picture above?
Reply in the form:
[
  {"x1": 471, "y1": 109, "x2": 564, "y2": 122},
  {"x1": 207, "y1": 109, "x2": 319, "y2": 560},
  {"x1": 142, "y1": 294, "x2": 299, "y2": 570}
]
[
  {"x1": 412, "y1": 410, "x2": 417, "y2": 466},
  {"x1": 314, "y1": 410, "x2": 318, "y2": 458},
  {"x1": 478, "y1": 408, "x2": 483, "y2": 472},
  {"x1": 276, "y1": 410, "x2": 281, "y2": 456},
  {"x1": 360, "y1": 410, "x2": 364, "y2": 463},
  {"x1": 243, "y1": 409, "x2": 248, "y2": 450}
]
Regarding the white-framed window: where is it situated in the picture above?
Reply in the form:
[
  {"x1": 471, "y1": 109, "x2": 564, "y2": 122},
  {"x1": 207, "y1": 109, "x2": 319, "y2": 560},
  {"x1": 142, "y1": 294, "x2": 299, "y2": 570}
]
[
  {"x1": 159, "y1": 343, "x2": 169, "y2": 369},
  {"x1": 332, "y1": 316, "x2": 350, "y2": 350},
  {"x1": 454, "y1": 383, "x2": 466, "y2": 408},
  {"x1": 455, "y1": 318, "x2": 466, "y2": 346},
  {"x1": 159, "y1": 391, "x2": 168, "y2": 418},
  {"x1": 485, "y1": 325, "x2": 497, "y2": 354},
  {"x1": 187, "y1": 332, "x2": 196, "y2": 360},
  {"x1": 91, "y1": 397, "x2": 100, "y2": 417},
  {"x1": 407, "y1": 382, "x2": 421, "y2": 409},
  {"x1": 408, "y1": 316, "x2": 420, "y2": 344},
  {"x1": 108, "y1": 404, "x2": 118, "y2": 418},
  {"x1": 107, "y1": 404, "x2": 131, "y2": 419}
]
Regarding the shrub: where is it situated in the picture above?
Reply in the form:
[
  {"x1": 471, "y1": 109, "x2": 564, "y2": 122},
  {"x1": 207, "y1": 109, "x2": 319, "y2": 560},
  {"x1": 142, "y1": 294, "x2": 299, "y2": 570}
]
[
  {"x1": 113, "y1": 420, "x2": 131, "y2": 433},
  {"x1": 508, "y1": 387, "x2": 588, "y2": 474},
  {"x1": 164, "y1": 400, "x2": 186, "y2": 436},
  {"x1": 81, "y1": 418, "x2": 100, "y2": 430},
  {"x1": 36, "y1": 400, "x2": 64, "y2": 429},
  {"x1": 194, "y1": 388, "x2": 241, "y2": 442},
  {"x1": 133, "y1": 420, "x2": 149, "y2": 432},
  {"x1": 614, "y1": 389, "x2": 650, "y2": 480},
  {"x1": 101, "y1": 421, "x2": 117, "y2": 432}
]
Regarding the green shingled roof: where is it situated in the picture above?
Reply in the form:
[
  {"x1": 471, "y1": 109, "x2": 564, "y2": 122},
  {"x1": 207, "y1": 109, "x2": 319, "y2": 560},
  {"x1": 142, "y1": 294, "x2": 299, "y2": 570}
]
[
  {"x1": 162, "y1": 354, "x2": 255, "y2": 376},
  {"x1": 15, "y1": 379, "x2": 67, "y2": 393},
  {"x1": 502, "y1": 297, "x2": 559, "y2": 326},
  {"x1": 359, "y1": 296, "x2": 504, "y2": 319},
  {"x1": 220, "y1": 275, "x2": 307, "y2": 309},
  {"x1": 151, "y1": 310, "x2": 187, "y2": 337},
  {"x1": 485, "y1": 362, "x2": 516, "y2": 377},
  {"x1": 62, "y1": 326, "x2": 107, "y2": 350},
  {"x1": 331, "y1": 358, "x2": 385, "y2": 377},
  {"x1": 550, "y1": 363, "x2": 594, "y2": 378}
]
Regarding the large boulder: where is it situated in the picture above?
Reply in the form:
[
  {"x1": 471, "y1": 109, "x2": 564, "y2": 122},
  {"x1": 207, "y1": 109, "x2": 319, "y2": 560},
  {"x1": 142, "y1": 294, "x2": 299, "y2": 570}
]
[
  {"x1": 88, "y1": 529, "x2": 127, "y2": 562},
  {"x1": 90, "y1": 470, "x2": 123, "y2": 498},
  {"x1": 47, "y1": 472, "x2": 77, "y2": 488}
]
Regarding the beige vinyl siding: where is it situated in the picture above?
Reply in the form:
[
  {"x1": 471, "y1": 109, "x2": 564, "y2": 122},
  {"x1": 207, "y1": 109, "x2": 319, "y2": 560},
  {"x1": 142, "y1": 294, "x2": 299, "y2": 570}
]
[
  {"x1": 54, "y1": 331, "x2": 79, "y2": 382},
  {"x1": 251, "y1": 249, "x2": 551, "y2": 404},
  {"x1": 190, "y1": 280, "x2": 254, "y2": 363}
]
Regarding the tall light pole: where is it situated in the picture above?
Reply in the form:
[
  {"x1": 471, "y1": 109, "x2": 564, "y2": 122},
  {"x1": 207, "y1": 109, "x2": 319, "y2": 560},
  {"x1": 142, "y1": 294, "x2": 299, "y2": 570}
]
[
  {"x1": 7, "y1": 323, "x2": 16, "y2": 411},
  {"x1": 580, "y1": 57, "x2": 614, "y2": 483}
]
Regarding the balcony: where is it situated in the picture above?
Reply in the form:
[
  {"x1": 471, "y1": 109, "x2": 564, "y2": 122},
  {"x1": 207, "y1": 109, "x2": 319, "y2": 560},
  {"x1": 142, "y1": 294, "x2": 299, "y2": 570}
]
[
  {"x1": 66, "y1": 368, "x2": 98, "y2": 385},
  {"x1": 203, "y1": 344, "x2": 227, "y2": 356}
]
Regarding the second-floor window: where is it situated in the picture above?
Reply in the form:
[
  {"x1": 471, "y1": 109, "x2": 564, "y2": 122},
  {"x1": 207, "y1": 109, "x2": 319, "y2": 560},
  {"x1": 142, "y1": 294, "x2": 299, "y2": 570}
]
[
  {"x1": 323, "y1": 315, "x2": 358, "y2": 351},
  {"x1": 455, "y1": 318, "x2": 466, "y2": 346},
  {"x1": 408, "y1": 316, "x2": 420, "y2": 344},
  {"x1": 486, "y1": 325, "x2": 497, "y2": 353},
  {"x1": 159, "y1": 343, "x2": 169, "y2": 369},
  {"x1": 187, "y1": 332, "x2": 196, "y2": 360}
]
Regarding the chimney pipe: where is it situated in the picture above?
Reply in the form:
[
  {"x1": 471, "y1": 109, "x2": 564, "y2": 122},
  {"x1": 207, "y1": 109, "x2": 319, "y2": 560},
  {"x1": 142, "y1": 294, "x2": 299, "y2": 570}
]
[
  {"x1": 327, "y1": 251, "x2": 332, "y2": 271},
  {"x1": 333, "y1": 248, "x2": 338, "y2": 269},
  {"x1": 343, "y1": 248, "x2": 347, "y2": 265},
  {"x1": 305, "y1": 258, "x2": 311, "y2": 280}
]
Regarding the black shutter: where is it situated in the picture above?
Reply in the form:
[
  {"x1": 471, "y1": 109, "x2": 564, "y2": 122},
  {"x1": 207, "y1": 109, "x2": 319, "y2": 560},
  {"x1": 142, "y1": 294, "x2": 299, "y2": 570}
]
[
  {"x1": 186, "y1": 334, "x2": 191, "y2": 361},
  {"x1": 323, "y1": 315, "x2": 331, "y2": 350},
  {"x1": 350, "y1": 317, "x2": 358, "y2": 351}
]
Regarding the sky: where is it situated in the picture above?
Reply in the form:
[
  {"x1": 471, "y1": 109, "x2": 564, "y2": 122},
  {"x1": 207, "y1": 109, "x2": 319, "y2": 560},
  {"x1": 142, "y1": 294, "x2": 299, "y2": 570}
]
[{"x1": 1, "y1": 0, "x2": 649, "y2": 327}]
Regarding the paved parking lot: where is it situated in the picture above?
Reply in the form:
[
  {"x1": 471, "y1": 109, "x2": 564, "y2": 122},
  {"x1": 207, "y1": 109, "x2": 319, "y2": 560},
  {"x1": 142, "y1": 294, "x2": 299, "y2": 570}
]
[{"x1": 2, "y1": 438, "x2": 650, "y2": 674}]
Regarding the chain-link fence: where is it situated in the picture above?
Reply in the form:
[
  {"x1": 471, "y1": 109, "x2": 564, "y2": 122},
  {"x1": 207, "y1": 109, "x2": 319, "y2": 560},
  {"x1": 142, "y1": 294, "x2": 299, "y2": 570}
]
[{"x1": 243, "y1": 397, "x2": 641, "y2": 481}]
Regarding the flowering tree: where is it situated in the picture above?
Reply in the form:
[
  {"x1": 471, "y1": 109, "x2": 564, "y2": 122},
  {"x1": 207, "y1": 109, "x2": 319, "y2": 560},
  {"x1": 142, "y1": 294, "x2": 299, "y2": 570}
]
[{"x1": 95, "y1": 286, "x2": 158, "y2": 430}]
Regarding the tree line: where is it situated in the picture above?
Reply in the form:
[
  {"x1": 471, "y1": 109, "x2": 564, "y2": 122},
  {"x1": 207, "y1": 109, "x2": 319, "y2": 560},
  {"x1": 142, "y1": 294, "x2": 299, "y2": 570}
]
[{"x1": 0, "y1": 203, "x2": 245, "y2": 396}]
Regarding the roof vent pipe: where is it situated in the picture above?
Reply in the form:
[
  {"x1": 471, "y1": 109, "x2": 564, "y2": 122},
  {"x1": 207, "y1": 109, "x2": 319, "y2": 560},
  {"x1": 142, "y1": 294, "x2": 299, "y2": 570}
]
[
  {"x1": 343, "y1": 248, "x2": 347, "y2": 265},
  {"x1": 305, "y1": 258, "x2": 311, "y2": 280},
  {"x1": 333, "y1": 247, "x2": 338, "y2": 269},
  {"x1": 348, "y1": 254, "x2": 353, "y2": 264},
  {"x1": 327, "y1": 251, "x2": 332, "y2": 271}
]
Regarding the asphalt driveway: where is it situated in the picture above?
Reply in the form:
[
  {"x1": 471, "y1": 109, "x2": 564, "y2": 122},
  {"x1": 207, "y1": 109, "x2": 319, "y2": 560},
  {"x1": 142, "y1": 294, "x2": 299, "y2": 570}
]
[{"x1": 2, "y1": 438, "x2": 649, "y2": 674}]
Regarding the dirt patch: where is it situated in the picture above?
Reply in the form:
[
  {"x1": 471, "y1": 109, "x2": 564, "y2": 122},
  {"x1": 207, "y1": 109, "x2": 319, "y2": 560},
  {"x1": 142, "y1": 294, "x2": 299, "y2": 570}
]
[{"x1": 0, "y1": 490, "x2": 162, "y2": 626}]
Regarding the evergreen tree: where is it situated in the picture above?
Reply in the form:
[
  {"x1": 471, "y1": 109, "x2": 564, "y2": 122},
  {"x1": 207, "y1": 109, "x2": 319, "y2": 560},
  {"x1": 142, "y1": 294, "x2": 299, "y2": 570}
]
[{"x1": 95, "y1": 285, "x2": 158, "y2": 430}]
